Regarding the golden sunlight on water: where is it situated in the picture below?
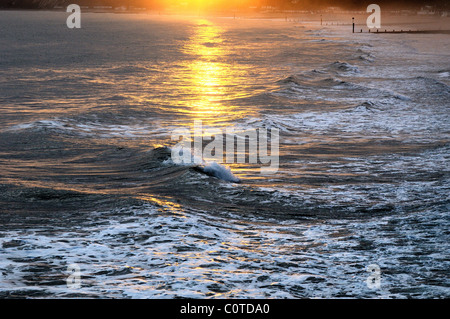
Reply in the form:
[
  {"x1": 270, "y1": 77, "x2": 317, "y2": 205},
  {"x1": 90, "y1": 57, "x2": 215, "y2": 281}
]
[
  {"x1": 172, "y1": 19, "x2": 267, "y2": 175},
  {"x1": 178, "y1": 19, "x2": 250, "y2": 125}
]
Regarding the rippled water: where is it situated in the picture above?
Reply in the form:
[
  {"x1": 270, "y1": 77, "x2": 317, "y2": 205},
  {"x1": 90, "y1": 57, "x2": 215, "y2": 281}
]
[{"x1": 0, "y1": 11, "x2": 449, "y2": 298}]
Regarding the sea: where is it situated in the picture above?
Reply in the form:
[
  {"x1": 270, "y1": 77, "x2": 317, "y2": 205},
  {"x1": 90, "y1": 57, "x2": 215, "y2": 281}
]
[{"x1": 0, "y1": 10, "x2": 449, "y2": 298}]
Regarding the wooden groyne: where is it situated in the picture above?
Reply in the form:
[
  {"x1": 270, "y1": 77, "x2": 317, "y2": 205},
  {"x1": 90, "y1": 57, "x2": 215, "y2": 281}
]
[
  {"x1": 351, "y1": 17, "x2": 450, "y2": 34},
  {"x1": 365, "y1": 29, "x2": 450, "y2": 34}
]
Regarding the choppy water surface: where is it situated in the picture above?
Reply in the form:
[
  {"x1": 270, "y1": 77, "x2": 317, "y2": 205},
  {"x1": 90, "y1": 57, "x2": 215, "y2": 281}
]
[{"x1": 0, "y1": 11, "x2": 449, "y2": 298}]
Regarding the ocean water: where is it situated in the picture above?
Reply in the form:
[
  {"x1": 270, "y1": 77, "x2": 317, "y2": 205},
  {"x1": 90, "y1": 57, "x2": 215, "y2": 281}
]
[{"x1": 0, "y1": 11, "x2": 449, "y2": 298}]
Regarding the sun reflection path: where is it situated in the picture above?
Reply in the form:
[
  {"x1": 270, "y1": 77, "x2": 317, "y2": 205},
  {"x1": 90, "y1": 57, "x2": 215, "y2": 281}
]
[{"x1": 178, "y1": 19, "x2": 249, "y2": 126}]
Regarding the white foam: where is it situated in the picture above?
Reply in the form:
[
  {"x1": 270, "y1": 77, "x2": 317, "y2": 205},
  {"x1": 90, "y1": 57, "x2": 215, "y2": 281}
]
[
  {"x1": 6, "y1": 120, "x2": 69, "y2": 132},
  {"x1": 167, "y1": 146, "x2": 241, "y2": 183},
  {"x1": 242, "y1": 97, "x2": 446, "y2": 143},
  {"x1": 201, "y1": 162, "x2": 241, "y2": 183},
  {"x1": 5, "y1": 118, "x2": 166, "y2": 139},
  {"x1": 1, "y1": 203, "x2": 447, "y2": 298}
]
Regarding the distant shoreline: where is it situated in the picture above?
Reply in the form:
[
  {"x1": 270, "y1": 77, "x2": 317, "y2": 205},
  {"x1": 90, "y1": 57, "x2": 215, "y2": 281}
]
[{"x1": 1, "y1": 7, "x2": 449, "y2": 34}]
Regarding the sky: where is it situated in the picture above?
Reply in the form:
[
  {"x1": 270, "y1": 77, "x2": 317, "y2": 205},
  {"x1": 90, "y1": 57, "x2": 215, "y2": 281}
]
[{"x1": 0, "y1": 0, "x2": 448, "y2": 10}]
